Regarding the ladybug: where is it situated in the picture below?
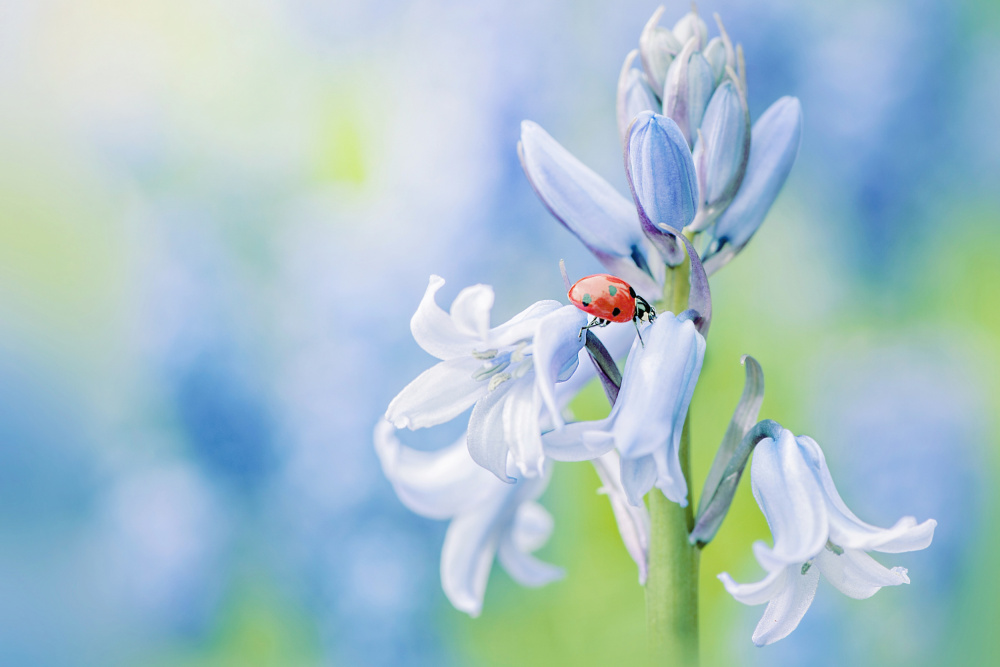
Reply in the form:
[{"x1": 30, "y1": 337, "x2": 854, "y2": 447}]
[{"x1": 568, "y1": 273, "x2": 656, "y2": 341}]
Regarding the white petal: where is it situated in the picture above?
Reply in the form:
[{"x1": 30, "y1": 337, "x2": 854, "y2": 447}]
[
  {"x1": 594, "y1": 452, "x2": 650, "y2": 584},
  {"x1": 815, "y1": 548, "x2": 909, "y2": 600},
  {"x1": 503, "y1": 380, "x2": 545, "y2": 478},
  {"x1": 386, "y1": 357, "x2": 488, "y2": 430},
  {"x1": 620, "y1": 454, "x2": 657, "y2": 506},
  {"x1": 450, "y1": 283, "x2": 495, "y2": 340},
  {"x1": 374, "y1": 421, "x2": 497, "y2": 519},
  {"x1": 618, "y1": 49, "x2": 660, "y2": 144},
  {"x1": 509, "y1": 500, "x2": 554, "y2": 553},
  {"x1": 796, "y1": 435, "x2": 937, "y2": 553},
  {"x1": 488, "y1": 299, "x2": 564, "y2": 349},
  {"x1": 467, "y1": 383, "x2": 515, "y2": 481},
  {"x1": 749, "y1": 431, "x2": 829, "y2": 569},
  {"x1": 410, "y1": 275, "x2": 479, "y2": 360},
  {"x1": 533, "y1": 305, "x2": 588, "y2": 428},
  {"x1": 498, "y1": 501, "x2": 564, "y2": 587},
  {"x1": 718, "y1": 564, "x2": 788, "y2": 606},
  {"x1": 542, "y1": 419, "x2": 615, "y2": 461},
  {"x1": 653, "y1": 445, "x2": 689, "y2": 507},
  {"x1": 440, "y1": 486, "x2": 515, "y2": 616},
  {"x1": 672, "y1": 10, "x2": 708, "y2": 48},
  {"x1": 553, "y1": 323, "x2": 637, "y2": 412},
  {"x1": 750, "y1": 562, "x2": 820, "y2": 646}
]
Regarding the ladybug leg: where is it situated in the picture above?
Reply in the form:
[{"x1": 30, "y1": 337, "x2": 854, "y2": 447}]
[
  {"x1": 578, "y1": 317, "x2": 602, "y2": 338},
  {"x1": 578, "y1": 317, "x2": 611, "y2": 338},
  {"x1": 634, "y1": 318, "x2": 645, "y2": 347}
]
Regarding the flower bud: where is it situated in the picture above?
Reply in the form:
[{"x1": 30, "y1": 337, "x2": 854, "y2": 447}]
[
  {"x1": 692, "y1": 79, "x2": 750, "y2": 221},
  {"x1": 662, "y1": 37, "x2": 715, "y2": 147}
]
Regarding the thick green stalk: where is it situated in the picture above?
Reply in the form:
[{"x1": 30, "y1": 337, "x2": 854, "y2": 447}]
[{"x1": 645, "y1": 261, "x2": 700, "y2": 666}]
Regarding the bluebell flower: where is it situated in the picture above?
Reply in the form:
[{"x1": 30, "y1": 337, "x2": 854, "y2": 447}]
[
  {"x1": 386, "y1": 276, "x2": 587, "y2": 481},
  {"x1": 718, "y1": 427, "x2": 936, "y2": 646},
  {"x1": 523, "y1": 6, "x2": 803, "y2": 279},
  {"x1": 541, "y1": 313, "x2": 706, "y2": 507},
  {"x1": 518, "y1": 120, "x2": 669, "y2": 298},
  {"x1": 374, "y1": 422, "x2": 562, "y2": 617}
]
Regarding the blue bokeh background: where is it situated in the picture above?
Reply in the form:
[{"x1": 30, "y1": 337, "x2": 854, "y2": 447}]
[{"x1": 1, "y1": 0, "x2": 998, "y2": 664}]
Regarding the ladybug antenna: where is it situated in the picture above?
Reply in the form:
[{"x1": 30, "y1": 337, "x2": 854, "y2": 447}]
[{"x1": 559, "y1": 259, "x2": 572, "y2": 291}]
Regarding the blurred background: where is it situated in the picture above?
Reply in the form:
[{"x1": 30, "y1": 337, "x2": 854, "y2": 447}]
[{"x1": 1, "y1": 0, "x2": 998, "y2": 664}]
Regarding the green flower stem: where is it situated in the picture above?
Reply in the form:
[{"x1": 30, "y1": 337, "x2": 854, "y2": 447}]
[{"x1": 646, "y1": 259, "x2": 700, "y2": 666}]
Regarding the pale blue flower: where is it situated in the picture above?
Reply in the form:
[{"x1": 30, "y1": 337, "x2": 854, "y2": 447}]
[
  {"x1": 385, "y1": 276, "x2": 587, "y2": 481},
  {"x1": 524, "y1": 5, "x2": 803, "y2": 278},
  {"x1": 719, "y1": 428, "x2": 936, "y2": 646},
  {"x1": 542, "y1": 313, "x2": 706, "y2": 507},
  {"x1": 518, "y1": 120, "x2": 669, "y2": 297},
  {"x1": 374, "y1": 422, "x2": 562, "y2": 617},
  {"x1": 702, "y1": 96, "x2": 803, "y2": 274}
]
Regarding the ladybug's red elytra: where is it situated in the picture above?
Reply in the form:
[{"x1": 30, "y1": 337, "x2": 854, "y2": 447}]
[{"x1": 568, "y1": 273, "x2": 656, "y2": 342}]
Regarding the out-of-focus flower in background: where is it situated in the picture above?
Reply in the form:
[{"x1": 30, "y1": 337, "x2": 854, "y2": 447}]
[{"x1": 375, "y1": 422, "x2": 563, "y2": 617}]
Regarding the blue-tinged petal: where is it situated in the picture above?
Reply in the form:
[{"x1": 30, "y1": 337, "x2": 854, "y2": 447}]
[
  {"x1": 705, "y1": 97, "x2": 802, "y2": 274},
  {"x1": 518, "y1": 121, "x2": 644, "y2": 260},
  {"x1": 814, "y1": 548, "x2": 909, "y2": 600},
  {"x1": 554, "y1": 324, "x2": 636, "y2": 408},
  {"x1": 696, "y1": 80, "x2": 749, "y2": 208},
  {"x1": 609, "y1": 315, "x2": 704, "y2": 503},
  {"x1": 533, "y1": 305, "x2": 588, "y2": 429},
  {"x1": 594, "y1": 452, "x2": 650, "y2": 584},
  {"x1": 374, "y1": 421, "x2": 494, "y2": 519},
  {"x1": 410, "y1": 275, "x2": 480, "y2": 360},
  {"x1": 797, "y1": 435, "x2": 937, "y2": 553},
  {"x1": 703, "y1": 37, "x2": 727, "y2": 84},
  {"x1": 467, "y1": 383, "x2": 516, "y2": 482},
  {"x1": 653, "y1": 445, "x2": 688, "y2": 507},
  {"x1": 638, "y1": 6, "x2": 681, "y2": 93},
  {"x1": 488, "y1": 299, "x2": 563, "y2": 348},
  {"x1": 618, "y1": 50, "x2": 660, "y2": 145},
  {"x1": 750, "y1": 562, "x2": 819, "y2": 646},
  {"x1": 672, "y1": 9, "x2": 708, "y2": 49},
  {"x1": 625, "y1": 111, "x2": 699, "y2": 236},
  {"x1": 718, "y1": 565, "x2": 788, "y2": 606},
  {"x1": 620, "y1": 454, "x2": 657, "y2": 506},
  {"x1": 685, "y1": 53, "x2": 715, "y2": 139},
  {"x1": 498, "y1": 501, "x2": 564, "y2": 586},
  {"x1": 662, "y1": 39, "x2": 715, "y2": 146},
  {"x1": 386, "y1": 356, "x2": 489, "y2": 430},
  {"x1": 440, "y1": 482, "x2": 518, "y2": 616},
  {"x1": 508, "y1": 499, "x2": 554, "y2": 553},
  {"x1": 450, "y1": 283, "x2": 495, "y2": 341},
  {"x1": 502, "y1": 380, "x2": 545, "y2": 478},
  {"x1": 749, "y1": 430, "x2": 829, "y2": 569},
  {"x1": 541, "y1": 420, "x2": 615, "y2": 461}
]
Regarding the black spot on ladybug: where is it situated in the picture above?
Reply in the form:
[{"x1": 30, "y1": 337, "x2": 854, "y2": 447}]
[
  {"x1": 612, "y1": 307, "x2": 621, "y2": 317},
  {"x1": 608, "y1": 285, "x2": 617, "y2": 296},
  {"x1": 582, "y1": 293, "x2": 592, "y2": 306},
  {"x1": 629, "y1": 285, "x2": 636, "y2": 298}
]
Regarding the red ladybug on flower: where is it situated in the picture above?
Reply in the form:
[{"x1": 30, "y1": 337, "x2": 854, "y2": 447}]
[{"x1": 568, "y1": 273, "x2": 656, "y2": 340}]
